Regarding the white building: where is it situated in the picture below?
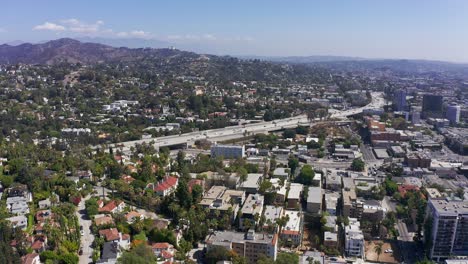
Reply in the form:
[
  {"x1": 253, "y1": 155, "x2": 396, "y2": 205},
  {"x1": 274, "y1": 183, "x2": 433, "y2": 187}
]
[
  {"x1": 345, "y1": 218, "x2": 364, "y2": 258},
  {"x1": 281, "y1": 210, "x2": 303, "y2": 246}
]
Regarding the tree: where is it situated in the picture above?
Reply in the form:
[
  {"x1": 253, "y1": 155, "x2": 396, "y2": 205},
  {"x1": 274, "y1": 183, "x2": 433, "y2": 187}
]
[
  {"x1": 276, "y1": 252, "x2": 299, "y2": 264},
  {"x1": 176, "y1": 179, "x2": 192, "y2": 209},
  {"x1": 118, "y1": 244, "x2": 157, "y2": 264},
  {"x1": 296, "y1": 165, "x2": 315, "y2": 185},
  {"x1": 351, "y1": 158, "x2": 365, "y2": 172},
  {"x1": 384, "y1": 179, "x2": 398, "y2": 196},
  {"x1": 205, "y1": 245, "x2": 230, "y2": 264},
  {"x1": 374, "y1": 242, "x2": 383, "y2": 261},
  {"x1": 283, "y1": 129, "x2": 296, "y2": 139},
  {"x1": 288, "y1": 156, "x2": 299, "y2": 175}
]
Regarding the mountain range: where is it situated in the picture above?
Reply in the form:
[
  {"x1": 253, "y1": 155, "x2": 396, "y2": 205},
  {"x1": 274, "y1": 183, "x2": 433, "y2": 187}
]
[
  {"x1": 0, "y1": 38, "x2": 467, "y2": 74},
  {"x1": 0, "y1": 38, "x2": 192, "y2": 64}
]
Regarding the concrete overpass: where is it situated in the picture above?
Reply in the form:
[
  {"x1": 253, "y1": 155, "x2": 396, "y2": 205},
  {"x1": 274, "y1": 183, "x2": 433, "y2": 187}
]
[{"x1": 106, "y1": 92, "x2": 384, "y2": 153}]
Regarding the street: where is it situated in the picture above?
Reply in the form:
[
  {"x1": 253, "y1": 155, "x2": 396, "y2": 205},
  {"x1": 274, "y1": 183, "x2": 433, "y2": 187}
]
[{"x1": 76, "y1": 195, "x2": 94, "y2": 264}]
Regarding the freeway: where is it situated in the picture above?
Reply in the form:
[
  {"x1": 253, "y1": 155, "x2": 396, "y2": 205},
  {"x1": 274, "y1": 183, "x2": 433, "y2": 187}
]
[{"x1": 104, "y1": 92, "x2": 384, "y2": 153}]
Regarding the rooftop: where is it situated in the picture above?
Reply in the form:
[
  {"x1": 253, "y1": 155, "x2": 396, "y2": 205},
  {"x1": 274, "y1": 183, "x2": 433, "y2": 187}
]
[
  {"x1": 241, "y1": 194, "x2": 264, "y2": 215},
  {"x1": 307, "y1": 186, "x2": 323, "y2": 204},
  {"x1": 283, "y1": 210, "x2": 302, "y2": 233},
  {"x1": 206, "y1": 230, "x2": 276, "y2": 246},
  {"x1": 430, "y1": 198, "x2": 468, "y2": 215}
]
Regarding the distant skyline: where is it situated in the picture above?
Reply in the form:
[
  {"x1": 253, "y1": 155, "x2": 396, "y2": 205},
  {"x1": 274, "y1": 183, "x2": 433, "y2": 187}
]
[{"x1": 1, "y1": 1, "x2": 468, "y2": 62}]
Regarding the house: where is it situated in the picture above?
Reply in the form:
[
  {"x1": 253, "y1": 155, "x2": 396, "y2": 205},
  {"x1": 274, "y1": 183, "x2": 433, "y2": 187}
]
[
  {"x1": 76, "y1": 170, "x2": 93, "y2": 180},
  {"x1": 147, "y1": 176, "x2": 178, "y2": 196},
  {"x1": 188, "y1": 178, "x2": 205, "y2": 192},
  {"x1": 35, "y1": 210, "x2": 54, "y2": 223},
  {"x1": 398, "y1": 184, "x2": 420, "y2": 197},
  {"x1": 30, "y1": 235, "x2": 47, "y2": 253},
  {"x1": 97, "y1": 242, "x2": 120, "y2": 264},
  {"x1": 151, "y1": 242, "x2": 175, "y2": 261},
  {"x1": 38, "y1": 198, "x2": 51, "y2": 209},
  {"x1": 121, "y1": 175, "x2": 135, "y2": 184},
  {"x1": 21, "y1": 253, "x2": 41, "y2": 264},
  {"x1": 6, "y1": 196, "x2": 30, "y2": 215},
  {"x1": 98, "y1": 228, "x2": 130, "y2": 250},
  {"x1": 125, "y1": 211, "x2": 144, "y2": 224},
  {"x1": 98, "y1": 200, "x2": 126, "y2": 214},
  {"x1": 95, "y1": 215, "x2": 114, "y2": 226},
  {"x1": 6, "y1": 215, "x2": 28, "y2": 230}
]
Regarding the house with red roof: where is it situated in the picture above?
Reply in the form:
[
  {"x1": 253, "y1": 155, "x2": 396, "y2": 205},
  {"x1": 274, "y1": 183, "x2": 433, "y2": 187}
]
[
  {"x1": 125, "y1": 211, "x2": 144, "y2": 224},
  {"x1": 398, "y1": 185, "x2": 420, "y2": 198},
  {"x1": 121, "y1": 174, "x2": 135, "y2": 184},
  {"x1": 99, "y1": 228, "x2": 131, "y2": 249},
  {"x1": 188, "y1": 178, "x2": 205, "y2": 192},
  {"x1": 151, "y1": 242, "x2": 175, "y2": 262},
  {"x1": 98, "y1": 200, "x2": 126, "y2": 214},
  {"x1": 147, "y1": 176, "x2": 178, "y2": 197},
  {"x1": 29, "y1": 235, "x2": 47, "y2": 253}
]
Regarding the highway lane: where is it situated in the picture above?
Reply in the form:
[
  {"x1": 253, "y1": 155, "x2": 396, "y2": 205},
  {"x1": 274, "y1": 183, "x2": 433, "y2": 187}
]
[{"x1": 103, "y1": 92, "x2": 384, "y2": 153}]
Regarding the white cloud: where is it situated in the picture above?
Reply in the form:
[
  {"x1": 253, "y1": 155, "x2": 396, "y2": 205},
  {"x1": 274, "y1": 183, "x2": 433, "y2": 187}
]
[
  {"x1": 33, "y1": 22, "x2": 66, "y2": 31},
  {"x1": 0, "y1": 28, "x2": 6, "y2": 33},
  {"x1": 62, "y1": 19, "x2": 103, "y2": 33},
  {"x1": 33, "y1": 19, "x2": 151, "y2": 39},
  {"x1": 115, "y1": 30, "x2": 151, "y2": 39},
  {"x1": 167, "y1": 34, "x2": 218, "y2": 41}
]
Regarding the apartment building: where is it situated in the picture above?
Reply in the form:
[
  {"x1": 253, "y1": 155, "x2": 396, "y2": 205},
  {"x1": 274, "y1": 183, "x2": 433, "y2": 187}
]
[
  {"x1": 345, "y1": 218, "x2": 364, "y2": 258},
  {"x1": 199, "y1": 186, "x2": 245, "y2": 223},
  {"x1": 426, "y1": 198, "x2": 468, "y2": 262},
  {"x1": 239, "y1": 194, "x2": 264, "y2": 230},
  {"x1": 206, "y1": 230, "x2": 278, "y2": 264}
]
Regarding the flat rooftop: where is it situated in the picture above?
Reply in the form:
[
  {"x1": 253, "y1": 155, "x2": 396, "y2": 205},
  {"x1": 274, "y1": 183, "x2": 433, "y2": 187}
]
[
  {"x1": 283, "y1": 210, "x2": 302, "y2": 232},
  {"x1": 430, "y1": 198, "x2": 468, "y2": 215},
  {"x1": 241, "y1": 194, "x2": 264, "y2": 215},
  {"x1": 307, "y1": 187, "x2": 323, "y2": 204},
  {"x1": 207, "y1": 230, "x2": 274, "y2": 245},
  {"x1": 263, "y1": 205, "x2": 283, "y2": 224}
]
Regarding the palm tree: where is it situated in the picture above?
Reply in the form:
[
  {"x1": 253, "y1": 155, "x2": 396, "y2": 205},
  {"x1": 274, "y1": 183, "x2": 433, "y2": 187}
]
[{"x1": 374, "y1": 242, "x2": 383, "y2": 261}]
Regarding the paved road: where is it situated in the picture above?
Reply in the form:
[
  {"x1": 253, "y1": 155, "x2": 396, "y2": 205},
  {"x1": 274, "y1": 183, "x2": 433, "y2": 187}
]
[
  {"x1": 77, "y1": 195, "x2": 94, "y2": 264},
  {"x1": 360, "y1": 144, "x2": 376, "y2": 162},
  {"x1": 103, "y1": 92, "x2": 384, "y2": 153}
]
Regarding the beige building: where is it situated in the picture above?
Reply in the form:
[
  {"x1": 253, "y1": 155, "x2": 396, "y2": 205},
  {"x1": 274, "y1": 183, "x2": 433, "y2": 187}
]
[{"x1": 206, "y1": 230, "x2": 278, "y2": 264}]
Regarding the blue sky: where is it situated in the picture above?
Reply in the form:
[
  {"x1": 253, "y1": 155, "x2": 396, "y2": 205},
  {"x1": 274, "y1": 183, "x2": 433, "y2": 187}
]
[{"x1": 1, "y1": 0, "x2": 468, "y2": 62}]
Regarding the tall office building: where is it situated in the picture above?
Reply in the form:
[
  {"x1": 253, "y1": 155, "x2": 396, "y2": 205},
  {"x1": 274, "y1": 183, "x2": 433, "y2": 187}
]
[
  {"x1": 411, "y1": 111, "x2": 421, "y2": 125},
  {"x1": 422, "y1": 94, "x2": 443, "y2": 118},
  {"x1": 426, "y1": 198, "x2": 468, "y2": 262},
  {"x1": 394, "y1": 89, "x2": 408, "y2": 111},
  {"x1": 446, "y1": 105, "x2": 461, "y2": 124}
]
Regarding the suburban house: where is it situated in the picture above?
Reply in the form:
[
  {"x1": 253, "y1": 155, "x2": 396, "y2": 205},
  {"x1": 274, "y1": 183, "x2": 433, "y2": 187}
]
[
  {"x1": 147, "y1": 176, "x2": 179, "y2": 196},
  {"x1": 98, "y1": 200, "x2": 126, "y2": 214}
]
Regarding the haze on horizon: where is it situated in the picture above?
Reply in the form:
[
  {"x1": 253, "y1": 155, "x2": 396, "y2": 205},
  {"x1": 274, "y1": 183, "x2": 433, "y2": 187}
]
[{"x1": 1, "y1": 0, "x2": 468, "y2": 63}]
